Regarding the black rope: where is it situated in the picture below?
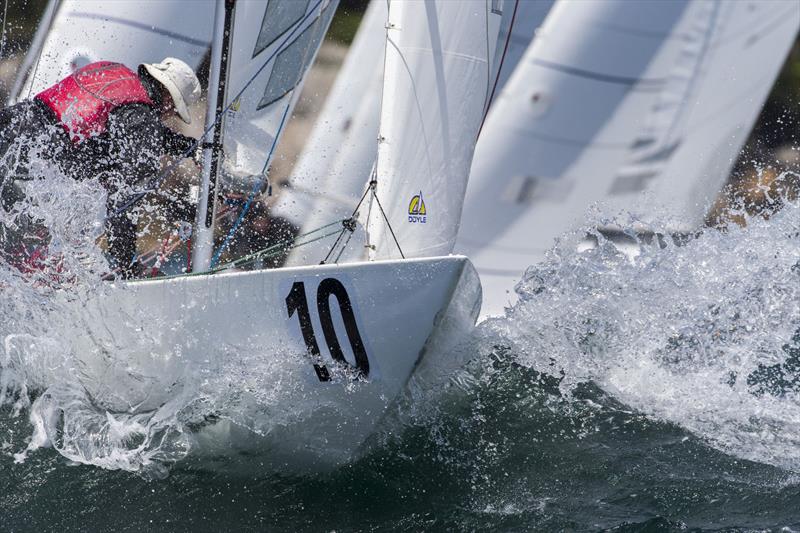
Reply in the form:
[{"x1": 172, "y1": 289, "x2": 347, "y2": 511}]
[
  {"x1": 369, "y1": 180, "x2": 405, "y2": 259},
  {"x1": 0, "y1": 0, "x2": 8, "y2": 62},
  {"x1": 333, "y1": 225, "x2": 355, "y2": 263},
  {"x1": 320, "y1": 181, "x2": 373, "y2": 264}
]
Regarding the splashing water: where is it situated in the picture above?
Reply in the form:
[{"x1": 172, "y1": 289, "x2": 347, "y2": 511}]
[
  {"x1": 0, "y1": 158, "x2": 390, "y2": 476},
  {"x1": 487, "y1": 174, "x2": 800, "y2": 471},
  {"x1": 2, "y1": 153, "x2": 800, "y2": 481}
]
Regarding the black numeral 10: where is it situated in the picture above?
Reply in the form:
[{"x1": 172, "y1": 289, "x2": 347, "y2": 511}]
[{"x1": 285, "y1": 278, "x2": 370, "y2": 381}]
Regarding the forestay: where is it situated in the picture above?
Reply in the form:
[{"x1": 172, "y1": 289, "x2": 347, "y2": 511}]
[
  {"x1": 455, "y1": 0, "x2": 800, "y2": 317},
  {"x1": 367, "y1": 0, "x2": 503, "y2": 260},
  {"x1": 11, "y1": 0, "x2": 213, "y2": 102}
]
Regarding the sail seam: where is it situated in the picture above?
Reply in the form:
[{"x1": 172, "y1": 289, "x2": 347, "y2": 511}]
[{"x1": 531, "y1": 59, "x2": 665, "y2": 89}]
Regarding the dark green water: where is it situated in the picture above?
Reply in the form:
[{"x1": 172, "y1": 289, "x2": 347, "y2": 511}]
[
  {"x1": 4, "y1": 181, "x2": 800, "y2": 531},
  {"x1": 2, "y1": 358, "x2": 799, "y2": 532}
]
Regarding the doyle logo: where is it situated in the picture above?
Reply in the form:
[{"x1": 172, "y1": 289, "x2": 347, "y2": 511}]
[{"x1": 408, "y1": 191, "x2": 427, "y2": 223}]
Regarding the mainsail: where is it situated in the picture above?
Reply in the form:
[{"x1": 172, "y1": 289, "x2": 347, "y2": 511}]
[
  {"x1": 192, "y1": 0, "x2": 339, "y2": 269},
  {"x1": 455, "y1": 0, "x2": 800, "y2": 316},
  {"x1": 219, "y1": 0, "x2": 337, "y2": 179},
  {"x1": 11, "y1": 0, "x2": 213, "y2": 102},
  {"x1": 367, "y1": 0, "x2": 503, "y2": 260}
]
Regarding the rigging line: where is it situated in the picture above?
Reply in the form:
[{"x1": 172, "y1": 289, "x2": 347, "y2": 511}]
[
  {"x1": 215, "y1": 226, "x2": 343, "y2": 272},
  {"x1": 478, "y1": 0, "x2": 518, "y2": 137},
  {"x1": 175, "y1": 222, "x2": 343, "y2": 277},
  {"x1": 319, "y1": 221, "x2": 349, "y2": 263},
  {"x1": 333, "y1": 227, "x2": 354, "y2": 263},
  {"x1": 208, "y1": 105, "x2": 290, "y2": 268},
  {"x1": 321, "y1": 179, "x2": 372, "y2": 264},
  {"x1": 210, "y1": 2, "x2": 329, "y2": 268},
  {"x1": 482, "y1": 0, "x2": 490, "y2": 118},
  {"x1": 370, "y1": 182, "x2": 404, "y2": 259},
  {"x1": 374, "y1": 0, "x2": 391, "y2": 184},
  {"x1": 112, "y1": 0, "x2": 327, "y2": 217},
  {"x1": 0, "y1": 0, "x2": 8, "y2": 61}
]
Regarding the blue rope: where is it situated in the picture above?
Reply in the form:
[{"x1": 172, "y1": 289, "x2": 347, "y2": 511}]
[
  {"x1": 210, "y1": 1, "x2": 328, "y2": 267},
  {"x1": 112, "y1": 0, "x2": 325, "y2": 217},
  {"x1": 209, "y1": 100, "x2": 292, "y2": 268}
]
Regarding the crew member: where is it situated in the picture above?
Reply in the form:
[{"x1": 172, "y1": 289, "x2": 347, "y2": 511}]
[{"x1": 0, "y1": 57, "x2": 201, "y2": 277}]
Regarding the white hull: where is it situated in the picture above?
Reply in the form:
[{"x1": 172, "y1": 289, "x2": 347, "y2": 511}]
[{"x1": 68, "y1": 256, "x2": 481, "y2": 470}]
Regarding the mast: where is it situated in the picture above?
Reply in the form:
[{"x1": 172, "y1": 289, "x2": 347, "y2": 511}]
[{"x1": 192, "y1": 0, "x2": 235, "y2": 272}]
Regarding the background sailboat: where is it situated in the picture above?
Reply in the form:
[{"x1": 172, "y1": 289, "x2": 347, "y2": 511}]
[
  {"x1": 455, "y1": 0, "x2": 800, "y2": 317},
  {"x1": 9, "y1": 0, "x2": 213, "y2": 104}
]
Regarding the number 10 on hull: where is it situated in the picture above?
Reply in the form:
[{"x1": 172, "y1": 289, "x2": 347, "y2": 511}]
[{"x1": 285, "y1": 278, "x2": 371, "y2": 381}]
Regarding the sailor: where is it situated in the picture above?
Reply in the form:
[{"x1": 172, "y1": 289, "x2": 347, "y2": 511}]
[{"x1": 0, "y1": 57, "x2": 201, "y2": 278}]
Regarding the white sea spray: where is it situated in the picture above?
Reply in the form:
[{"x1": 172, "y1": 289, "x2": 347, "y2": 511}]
[{"x1": 499, "y1": 174, "x2": 800, "y2": 471}]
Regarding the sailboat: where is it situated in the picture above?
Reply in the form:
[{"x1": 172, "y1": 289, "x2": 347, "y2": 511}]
[
  {"x1": 8, "y1": 0, "x2": 502, "y2": 469},
  {"x1": 455, "y1": 0, "x2": 800, "y2": 317}
]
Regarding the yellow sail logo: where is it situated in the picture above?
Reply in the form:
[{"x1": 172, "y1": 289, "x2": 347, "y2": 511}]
[{"x1": 408, "y1": 192, "x2": 427, "y2": 223}]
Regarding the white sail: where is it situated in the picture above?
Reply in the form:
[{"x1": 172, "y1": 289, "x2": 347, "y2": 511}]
[
  {"x1": 221, "y1": 0, "x2": 338, "y2": 179},
  {"x1": 272, "y1": 0, "x2": 387, "y2": 231},
  {"x1": 13, "y1": 0, "x2": 213, "y2": 101},
  {"x1": 281, "y1": 0, "x2": 554, "y2": 267},
  {"x1": 192, "y1": 0, "x2": 339, "y2": 269},
  {"x1": 485, "y1": 0, "x2": 555, "y2": 112},
  {"x1": 456, "y1": 0, "x2": 800, "y2": 316},
  {"x1": 367, "y1": 0, "x2": 502, "y2": 260},
  {"x1": 632, "y1": 0, "x2": 799, "y2": 223}
]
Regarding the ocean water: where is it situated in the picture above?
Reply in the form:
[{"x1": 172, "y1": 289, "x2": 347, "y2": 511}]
[{"x1": 2, "y1": 171, "x2": 800, "y2": 531}]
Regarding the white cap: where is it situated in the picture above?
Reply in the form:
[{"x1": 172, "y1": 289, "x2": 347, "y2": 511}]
[{"x1": 141, "y1": 57, "x2": 200, "y2": 124}]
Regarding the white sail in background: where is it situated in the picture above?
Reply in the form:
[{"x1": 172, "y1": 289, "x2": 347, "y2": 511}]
[
  {"x1": 14, "y1": 0, "x2": 213, "y2": 100},
  {"x1": 221, "y1": 0, "x2": 338, "y2": 179},
  {"x1": 456, "y1": 0, "x2": 800, "y2": 317},
  {"x1": 272, "y1": 0, "x2": 387, "y2": 266},
  {"x1": 367, "y1": 0, "x2": 502, "y2": 260},
  {"x1": 632, "y1": 0, "x2": 799, "y2": 223},
  {"x1": 485, "y1": 0, "x2": 555, "y2": 111}
]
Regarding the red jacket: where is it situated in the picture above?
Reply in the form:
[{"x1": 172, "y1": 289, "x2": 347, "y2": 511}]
[{"x1": 36, "y1": 61, "x2": 154, "y2": 143}]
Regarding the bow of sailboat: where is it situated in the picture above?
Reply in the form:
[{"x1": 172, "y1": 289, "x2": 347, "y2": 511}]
[{"x1": 69, "y1": 255, "x2": 480, "y2": 468}]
